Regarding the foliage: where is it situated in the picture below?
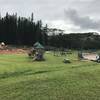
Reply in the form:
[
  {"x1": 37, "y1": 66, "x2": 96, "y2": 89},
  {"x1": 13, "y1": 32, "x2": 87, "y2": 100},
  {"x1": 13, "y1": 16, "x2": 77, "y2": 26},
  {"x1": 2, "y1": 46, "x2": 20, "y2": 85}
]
[
  {"x1": 0, "y1": 13, "x2": 48, "y2": 45},
  {"x1": 0, "y1": 13, "x2": 100, "y2": 49},
  {"x1": 48, "y1": 32, "x2": 100, "y2": 49}
]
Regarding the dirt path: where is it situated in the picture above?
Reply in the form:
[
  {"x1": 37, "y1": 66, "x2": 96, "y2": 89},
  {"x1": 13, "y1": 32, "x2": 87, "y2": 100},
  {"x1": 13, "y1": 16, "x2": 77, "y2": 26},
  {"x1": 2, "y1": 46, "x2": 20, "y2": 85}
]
[{"x1": 0, "y1": 49, "x2": 27, "y2": 54}]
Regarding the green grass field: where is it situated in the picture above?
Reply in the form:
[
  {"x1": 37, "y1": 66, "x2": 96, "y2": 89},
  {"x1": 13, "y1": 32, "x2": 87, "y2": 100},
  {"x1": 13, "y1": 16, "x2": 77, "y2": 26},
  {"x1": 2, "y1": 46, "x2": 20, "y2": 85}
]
[{"x1": 0, "y1": 51, "x2": 100, "y2": 100}]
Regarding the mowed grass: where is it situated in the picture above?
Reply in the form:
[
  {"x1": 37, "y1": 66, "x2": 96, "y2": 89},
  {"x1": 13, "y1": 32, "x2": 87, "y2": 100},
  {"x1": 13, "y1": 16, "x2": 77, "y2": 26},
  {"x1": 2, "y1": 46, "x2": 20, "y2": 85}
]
[{"x1": 0, "y1": 51, "x2": 100, "y2": 100}]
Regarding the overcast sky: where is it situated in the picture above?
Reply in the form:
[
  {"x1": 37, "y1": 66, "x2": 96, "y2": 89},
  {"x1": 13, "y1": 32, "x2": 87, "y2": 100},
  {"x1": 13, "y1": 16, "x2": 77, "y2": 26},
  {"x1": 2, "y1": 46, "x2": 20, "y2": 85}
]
[{"x1": 0, "y1": 0, "x2": 100, "y2": 33}]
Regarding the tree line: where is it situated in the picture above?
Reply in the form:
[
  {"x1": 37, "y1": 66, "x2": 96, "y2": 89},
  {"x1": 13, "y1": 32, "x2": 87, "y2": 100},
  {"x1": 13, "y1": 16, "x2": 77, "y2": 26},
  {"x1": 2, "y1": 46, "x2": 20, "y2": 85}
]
[
  {"x1": 0, "y1": 13, "x2": 48, "y2": 45},
  {"x1": 48, "y1": 32, "x2": 100, "y2": 49},
  {"x1": 0, "y1": 13, "x2": 100, "y2": 49}
]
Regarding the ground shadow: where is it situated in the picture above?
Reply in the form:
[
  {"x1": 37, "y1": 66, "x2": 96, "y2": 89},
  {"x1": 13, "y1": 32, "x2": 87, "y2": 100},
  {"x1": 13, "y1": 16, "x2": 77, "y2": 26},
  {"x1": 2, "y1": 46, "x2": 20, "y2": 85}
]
[{"x1": 0, "y1": 69, "x2": 31, "y2": 79}]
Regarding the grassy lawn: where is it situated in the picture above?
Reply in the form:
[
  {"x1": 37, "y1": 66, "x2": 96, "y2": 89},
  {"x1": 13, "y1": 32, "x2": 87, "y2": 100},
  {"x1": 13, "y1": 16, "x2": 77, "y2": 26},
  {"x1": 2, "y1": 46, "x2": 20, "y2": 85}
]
[{"x1": 0, "y1": 51, "x2": 100, "y2": 100}]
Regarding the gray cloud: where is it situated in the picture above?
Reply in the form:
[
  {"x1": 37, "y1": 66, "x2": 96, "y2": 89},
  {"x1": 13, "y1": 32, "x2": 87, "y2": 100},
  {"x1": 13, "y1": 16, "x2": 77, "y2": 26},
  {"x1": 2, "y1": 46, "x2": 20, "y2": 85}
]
[
  {"x1": 0, "y1": 0, "x2": 100, "y2": 33},
  {"x1": 65, "y1": 8, "x2": 100, "y2": 30},
  {"x1": 0, "y1": 0, "x2": 67, "y2": 20}
]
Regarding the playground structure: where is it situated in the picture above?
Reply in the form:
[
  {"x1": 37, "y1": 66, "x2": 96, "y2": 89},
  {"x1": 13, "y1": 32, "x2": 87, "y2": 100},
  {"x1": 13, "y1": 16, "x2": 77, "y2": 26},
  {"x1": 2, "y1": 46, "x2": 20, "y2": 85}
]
[
  {"x1": 28, "y1": 42, "x2": 45, "y2": 61},
  {"x1": 78, "y1": 51, "x2": 100, "y2": 62},
  {"x1": 53, "y1": 48, "x2": 71, "y2": 56},
  {"x1": 82, "y1": 53, "x2": 99, "y2": 60}
]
